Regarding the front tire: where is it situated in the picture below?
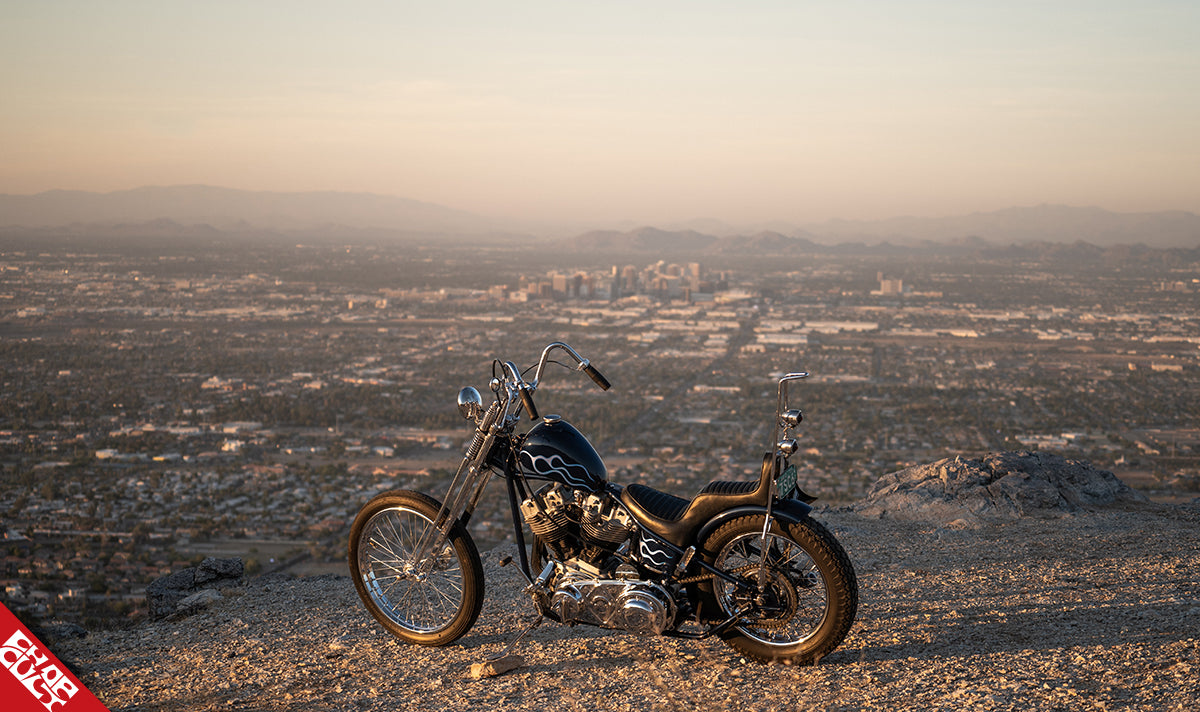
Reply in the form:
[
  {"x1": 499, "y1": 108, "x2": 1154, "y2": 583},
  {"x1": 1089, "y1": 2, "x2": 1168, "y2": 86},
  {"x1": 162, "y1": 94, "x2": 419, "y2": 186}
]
[
  {"x1": 700, "y1": 514, "x2": 857, "y2": 664},
  {"x1": 348, "y1": 490, "x2": 484, "y2": 646}
]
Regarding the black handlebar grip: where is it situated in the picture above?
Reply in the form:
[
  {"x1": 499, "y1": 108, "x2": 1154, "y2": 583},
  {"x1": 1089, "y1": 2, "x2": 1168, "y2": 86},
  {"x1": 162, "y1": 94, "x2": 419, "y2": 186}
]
[
  {"x1": 519, "y1": 385, "x2": 539, "y2": 420},
  {"x1": 583, "y1": 363, "x2": 611, "y2": 391}
]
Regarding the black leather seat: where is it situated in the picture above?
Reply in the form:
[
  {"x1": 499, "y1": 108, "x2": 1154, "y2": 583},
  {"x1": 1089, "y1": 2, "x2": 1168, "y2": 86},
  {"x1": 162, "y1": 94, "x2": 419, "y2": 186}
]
[{"x1": 620, "y1": 453, "x2": 775, "y2": 546}]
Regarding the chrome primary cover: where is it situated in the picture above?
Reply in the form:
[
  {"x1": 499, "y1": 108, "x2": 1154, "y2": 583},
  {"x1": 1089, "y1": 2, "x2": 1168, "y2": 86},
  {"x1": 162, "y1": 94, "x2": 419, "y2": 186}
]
[{"x1": 551, "y1": 574, "x2": 676, "y2": 636}]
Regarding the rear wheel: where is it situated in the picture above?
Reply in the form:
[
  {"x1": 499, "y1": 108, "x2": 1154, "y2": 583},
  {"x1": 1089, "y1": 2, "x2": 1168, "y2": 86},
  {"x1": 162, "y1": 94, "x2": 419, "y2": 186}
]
[
  {"x1": 348, "y1": 490, "x2": 484, "y2": 646},
  {"x1": 700, "y1": 514, "x2": 857, "y2": 664}
]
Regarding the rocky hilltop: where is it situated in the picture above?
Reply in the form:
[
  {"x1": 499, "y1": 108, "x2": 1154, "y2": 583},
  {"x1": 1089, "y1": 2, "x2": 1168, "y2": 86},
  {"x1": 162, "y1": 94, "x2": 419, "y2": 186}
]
[
  {"x1": 48, "y1": 452, "x2": 1200, "y2": 711},
  {"x1": 851, "y1": 451, "x2": 1148, "y2": 526}
]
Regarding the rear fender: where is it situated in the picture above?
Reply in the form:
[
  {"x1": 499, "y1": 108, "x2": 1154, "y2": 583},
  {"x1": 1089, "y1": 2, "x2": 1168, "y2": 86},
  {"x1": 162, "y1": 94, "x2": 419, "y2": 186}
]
[{"x1": 694, "y1": 498, "x2": 814, "y2": 547}]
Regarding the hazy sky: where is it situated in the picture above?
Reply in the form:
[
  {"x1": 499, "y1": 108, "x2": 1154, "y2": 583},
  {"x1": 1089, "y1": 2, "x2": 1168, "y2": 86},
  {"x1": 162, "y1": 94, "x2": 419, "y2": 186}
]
[{"x1": 3, "y1": 1, "x2": 1198, "y2": 226}]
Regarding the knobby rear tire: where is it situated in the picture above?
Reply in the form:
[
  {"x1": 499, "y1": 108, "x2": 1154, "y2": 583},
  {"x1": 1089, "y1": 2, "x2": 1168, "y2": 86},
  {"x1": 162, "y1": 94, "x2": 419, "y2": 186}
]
[
  {"x1": 348, "y1": 490, "x2": 484, "y2": 646},
  {"x1": 699, "y1": 514, "x2": 858, "y2": 664}
]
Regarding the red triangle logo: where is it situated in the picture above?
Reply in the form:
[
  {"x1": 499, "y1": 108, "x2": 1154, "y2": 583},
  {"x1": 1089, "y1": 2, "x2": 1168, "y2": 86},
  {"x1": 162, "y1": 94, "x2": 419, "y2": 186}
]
[{"x1": 1, "y1": 603, "x2": 110, "y2": 712}]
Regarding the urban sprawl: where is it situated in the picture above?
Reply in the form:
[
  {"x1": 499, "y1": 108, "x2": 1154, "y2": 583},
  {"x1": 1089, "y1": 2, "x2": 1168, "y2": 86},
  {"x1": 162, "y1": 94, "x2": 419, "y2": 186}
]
[{"x1": 2, "y1": 237, "x2": 1198, "y2": 626}]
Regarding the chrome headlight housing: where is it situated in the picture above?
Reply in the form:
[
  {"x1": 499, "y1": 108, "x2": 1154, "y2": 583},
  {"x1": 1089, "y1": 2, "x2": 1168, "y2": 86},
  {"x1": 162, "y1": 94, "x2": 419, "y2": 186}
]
[{"x1": 457, "y1": 386, "x2": 483, "y2": 420}]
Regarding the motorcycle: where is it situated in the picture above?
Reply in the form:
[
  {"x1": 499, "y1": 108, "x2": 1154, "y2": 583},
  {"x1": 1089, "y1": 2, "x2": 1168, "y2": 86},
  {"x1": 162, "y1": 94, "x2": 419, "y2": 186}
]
[{"x1": 348, "y1": 342, "x2": 858, "y2": 664}]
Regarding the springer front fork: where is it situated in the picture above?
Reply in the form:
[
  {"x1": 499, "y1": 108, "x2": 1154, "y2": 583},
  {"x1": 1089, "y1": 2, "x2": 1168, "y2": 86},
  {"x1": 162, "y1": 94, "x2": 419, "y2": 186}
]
[{"x1": 410, "y1": 402, "x2": 503, "y2": 572}]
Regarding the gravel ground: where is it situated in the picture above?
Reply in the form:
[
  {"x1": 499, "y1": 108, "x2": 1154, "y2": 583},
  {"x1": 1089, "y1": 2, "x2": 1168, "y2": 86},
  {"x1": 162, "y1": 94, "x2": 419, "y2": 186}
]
[{"x1": 55, "y1": 502, "x2": 1200, "y2": 712}]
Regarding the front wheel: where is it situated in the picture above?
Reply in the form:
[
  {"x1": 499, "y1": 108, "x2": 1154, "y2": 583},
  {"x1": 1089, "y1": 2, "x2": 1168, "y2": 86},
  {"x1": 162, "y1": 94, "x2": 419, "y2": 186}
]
[
  {"x1": 699, "y1": 514, "x2": 857, "y2": 664},
  {"x1": 348, "y1": 490, "x2": 484, "y2": 646}
]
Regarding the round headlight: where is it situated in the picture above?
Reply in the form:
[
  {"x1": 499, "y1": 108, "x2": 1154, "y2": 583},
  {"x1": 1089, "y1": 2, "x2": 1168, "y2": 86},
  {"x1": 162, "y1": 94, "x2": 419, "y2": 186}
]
[{"x1": 457, "y1": 387, "x2": 483, "y2": 420}]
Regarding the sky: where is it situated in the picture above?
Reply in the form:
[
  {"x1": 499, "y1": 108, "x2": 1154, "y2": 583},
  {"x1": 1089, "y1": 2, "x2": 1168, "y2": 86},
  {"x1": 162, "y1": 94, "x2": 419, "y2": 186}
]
[{"x1": 2, "y1": 1, "x2": 1199, "y2": 227}]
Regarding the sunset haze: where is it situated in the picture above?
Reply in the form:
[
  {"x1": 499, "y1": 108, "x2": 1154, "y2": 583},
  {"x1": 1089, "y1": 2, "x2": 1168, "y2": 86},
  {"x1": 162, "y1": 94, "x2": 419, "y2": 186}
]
[{"x1": 3, "y1": 1, "x2": 1198, "y2": 228}]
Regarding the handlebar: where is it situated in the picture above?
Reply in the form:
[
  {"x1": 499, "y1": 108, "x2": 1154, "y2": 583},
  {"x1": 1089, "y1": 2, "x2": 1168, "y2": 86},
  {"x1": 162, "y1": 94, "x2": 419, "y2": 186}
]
[
  {"x1": 500, "y1": 342, "x2": 611, "y2": 422},
  {"x1": 582, "y1": 362, "x2": 611, "y2": 391},
  {"x1": 518, "y1": 384, "x2": 540, "y2": 421},
  {"x1": 530, "y1": 342, "x2": 585, "y2": 386}
]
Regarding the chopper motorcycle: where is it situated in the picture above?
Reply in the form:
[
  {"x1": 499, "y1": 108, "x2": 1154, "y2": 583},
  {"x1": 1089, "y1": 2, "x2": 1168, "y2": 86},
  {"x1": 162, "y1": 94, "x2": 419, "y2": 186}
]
[{"x1": 348, "y1": 342, "x2": 858, "y2": 664}]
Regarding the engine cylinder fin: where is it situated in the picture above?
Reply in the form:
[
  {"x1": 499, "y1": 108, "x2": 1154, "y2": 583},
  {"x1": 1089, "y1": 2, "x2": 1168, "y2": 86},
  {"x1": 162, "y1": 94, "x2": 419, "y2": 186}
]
[
  {"x1": 581, "y1": 509, "x2": 631, "y2": 544},
  {"x1": 521, "y1": 485, "x2": 573, "y2": 543}
]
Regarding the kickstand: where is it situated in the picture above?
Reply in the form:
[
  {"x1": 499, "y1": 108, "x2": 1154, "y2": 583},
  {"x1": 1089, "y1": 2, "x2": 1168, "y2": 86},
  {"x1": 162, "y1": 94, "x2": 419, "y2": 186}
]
[
  {"x1": 486, "y1": 615, "x2": 543, "y2": 662},
  {"x1": 470, "y1": 616, "x2": 542, "y2": 679}
]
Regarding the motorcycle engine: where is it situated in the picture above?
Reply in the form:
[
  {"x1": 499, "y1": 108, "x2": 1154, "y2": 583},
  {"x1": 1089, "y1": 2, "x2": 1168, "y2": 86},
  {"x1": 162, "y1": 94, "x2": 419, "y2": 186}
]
[
  {"x1": 550, "y1": 566, "x2": 677, "y2": 636},
  {"x1": 521, "y1": 484, "x2": 677, "y2": 635},
  {"x1": 520, "y1": 483, "x2": 635, "y2": 566}
]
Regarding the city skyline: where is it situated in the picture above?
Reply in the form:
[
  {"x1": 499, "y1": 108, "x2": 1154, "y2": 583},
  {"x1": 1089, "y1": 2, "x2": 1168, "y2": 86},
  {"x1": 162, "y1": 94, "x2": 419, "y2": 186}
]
[
  {"x1": 3, "y1": 2, "x2": 1199, "y2": 227},
  {"x1": 4, "y1": 239, "x2": 1198, "y2": 629}
]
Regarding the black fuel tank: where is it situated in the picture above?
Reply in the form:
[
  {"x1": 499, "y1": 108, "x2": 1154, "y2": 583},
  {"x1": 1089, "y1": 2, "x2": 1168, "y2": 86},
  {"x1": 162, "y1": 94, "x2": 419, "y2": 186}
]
[{"x1": 517, "y1": 415, "x2": 607, "y2": 493}]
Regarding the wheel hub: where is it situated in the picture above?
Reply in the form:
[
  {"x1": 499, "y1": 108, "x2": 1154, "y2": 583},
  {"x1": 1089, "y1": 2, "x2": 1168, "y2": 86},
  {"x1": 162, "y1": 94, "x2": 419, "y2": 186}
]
[{"x1": 729, "y1": 565, "x2": 799, "y2": 629}]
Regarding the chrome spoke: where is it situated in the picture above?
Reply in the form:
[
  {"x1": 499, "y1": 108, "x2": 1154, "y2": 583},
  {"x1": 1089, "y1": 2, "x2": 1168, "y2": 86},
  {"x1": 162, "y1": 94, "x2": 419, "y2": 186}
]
[
  {"x1": 357, "y1": 505, "x2": 465, "y2": 633},
  {"x1": 715, "y1": 530, "x2": 829, "y2": 648}
]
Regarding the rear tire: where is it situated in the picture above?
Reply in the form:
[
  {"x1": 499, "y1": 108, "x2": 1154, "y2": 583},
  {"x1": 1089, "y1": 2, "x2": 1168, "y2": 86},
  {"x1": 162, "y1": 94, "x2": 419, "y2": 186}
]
[
  {"x1": 699, "y1": 514, "x2": 857, "y2": 664},
  {"x1": 348, "y1": 490, "x2": 484, "y2": 646}
]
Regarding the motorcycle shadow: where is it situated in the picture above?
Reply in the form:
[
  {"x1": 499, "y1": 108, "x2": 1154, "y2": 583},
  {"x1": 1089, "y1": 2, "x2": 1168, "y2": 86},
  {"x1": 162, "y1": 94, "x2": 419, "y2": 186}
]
[
  {"x1": 849, "y1": 594, "x2": 1188, "y2": 663},
  {"x1": 459, "y1": 629, "x2": 644, "y2": 674}
]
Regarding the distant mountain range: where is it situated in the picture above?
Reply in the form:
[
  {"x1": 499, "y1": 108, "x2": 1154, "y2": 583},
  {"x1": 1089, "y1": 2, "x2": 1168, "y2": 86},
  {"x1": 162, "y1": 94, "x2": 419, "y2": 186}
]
[
  {"x1": 564, "y1": 205, "x2": 1200, "y2": 252},
  {"x1": 0, "y1": 185, "x2": 497, "y2": 235},
  {"x1": 1, "y1": 185, "x2": 1198, "y2": 249},
  {"x1": 568, "y1": 227, "x2": 823, "y2": 254},
  {"x1": 805, "y1": 204, "x2": 1200, "y2": 248}
]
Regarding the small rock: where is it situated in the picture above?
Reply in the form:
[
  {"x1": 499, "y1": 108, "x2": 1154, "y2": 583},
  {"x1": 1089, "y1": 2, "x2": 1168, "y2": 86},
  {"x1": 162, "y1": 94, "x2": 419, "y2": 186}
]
[
  {"x1": 39, "y1": 622, "x2": 89, "y2": 641},
  {"x1": 177, "y1": 588, "x2": 222, "y2": 611},
  {"x1": 469, "y1": 654, "x2": 524, "y2": 679}
]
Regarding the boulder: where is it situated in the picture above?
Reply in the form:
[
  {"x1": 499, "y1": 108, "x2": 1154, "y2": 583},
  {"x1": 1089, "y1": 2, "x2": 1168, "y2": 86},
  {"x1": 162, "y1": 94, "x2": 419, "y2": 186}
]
[
  {"x1": 146, "y1": 557, "x2": 244, "y2": 618},
  {"x1": 853, "y1": 451, "x2": 1147, "y2": 526}
]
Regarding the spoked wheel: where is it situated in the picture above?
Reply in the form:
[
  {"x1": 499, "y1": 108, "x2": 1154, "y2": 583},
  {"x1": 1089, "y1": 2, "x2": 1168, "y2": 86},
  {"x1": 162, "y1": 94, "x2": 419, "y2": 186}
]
[
  {"x1": 700, "y1": 514, "x2": 857, "y2": 664},
  {"x1": 348, "y1": 490, "x2": 484, "y2": 646}
]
